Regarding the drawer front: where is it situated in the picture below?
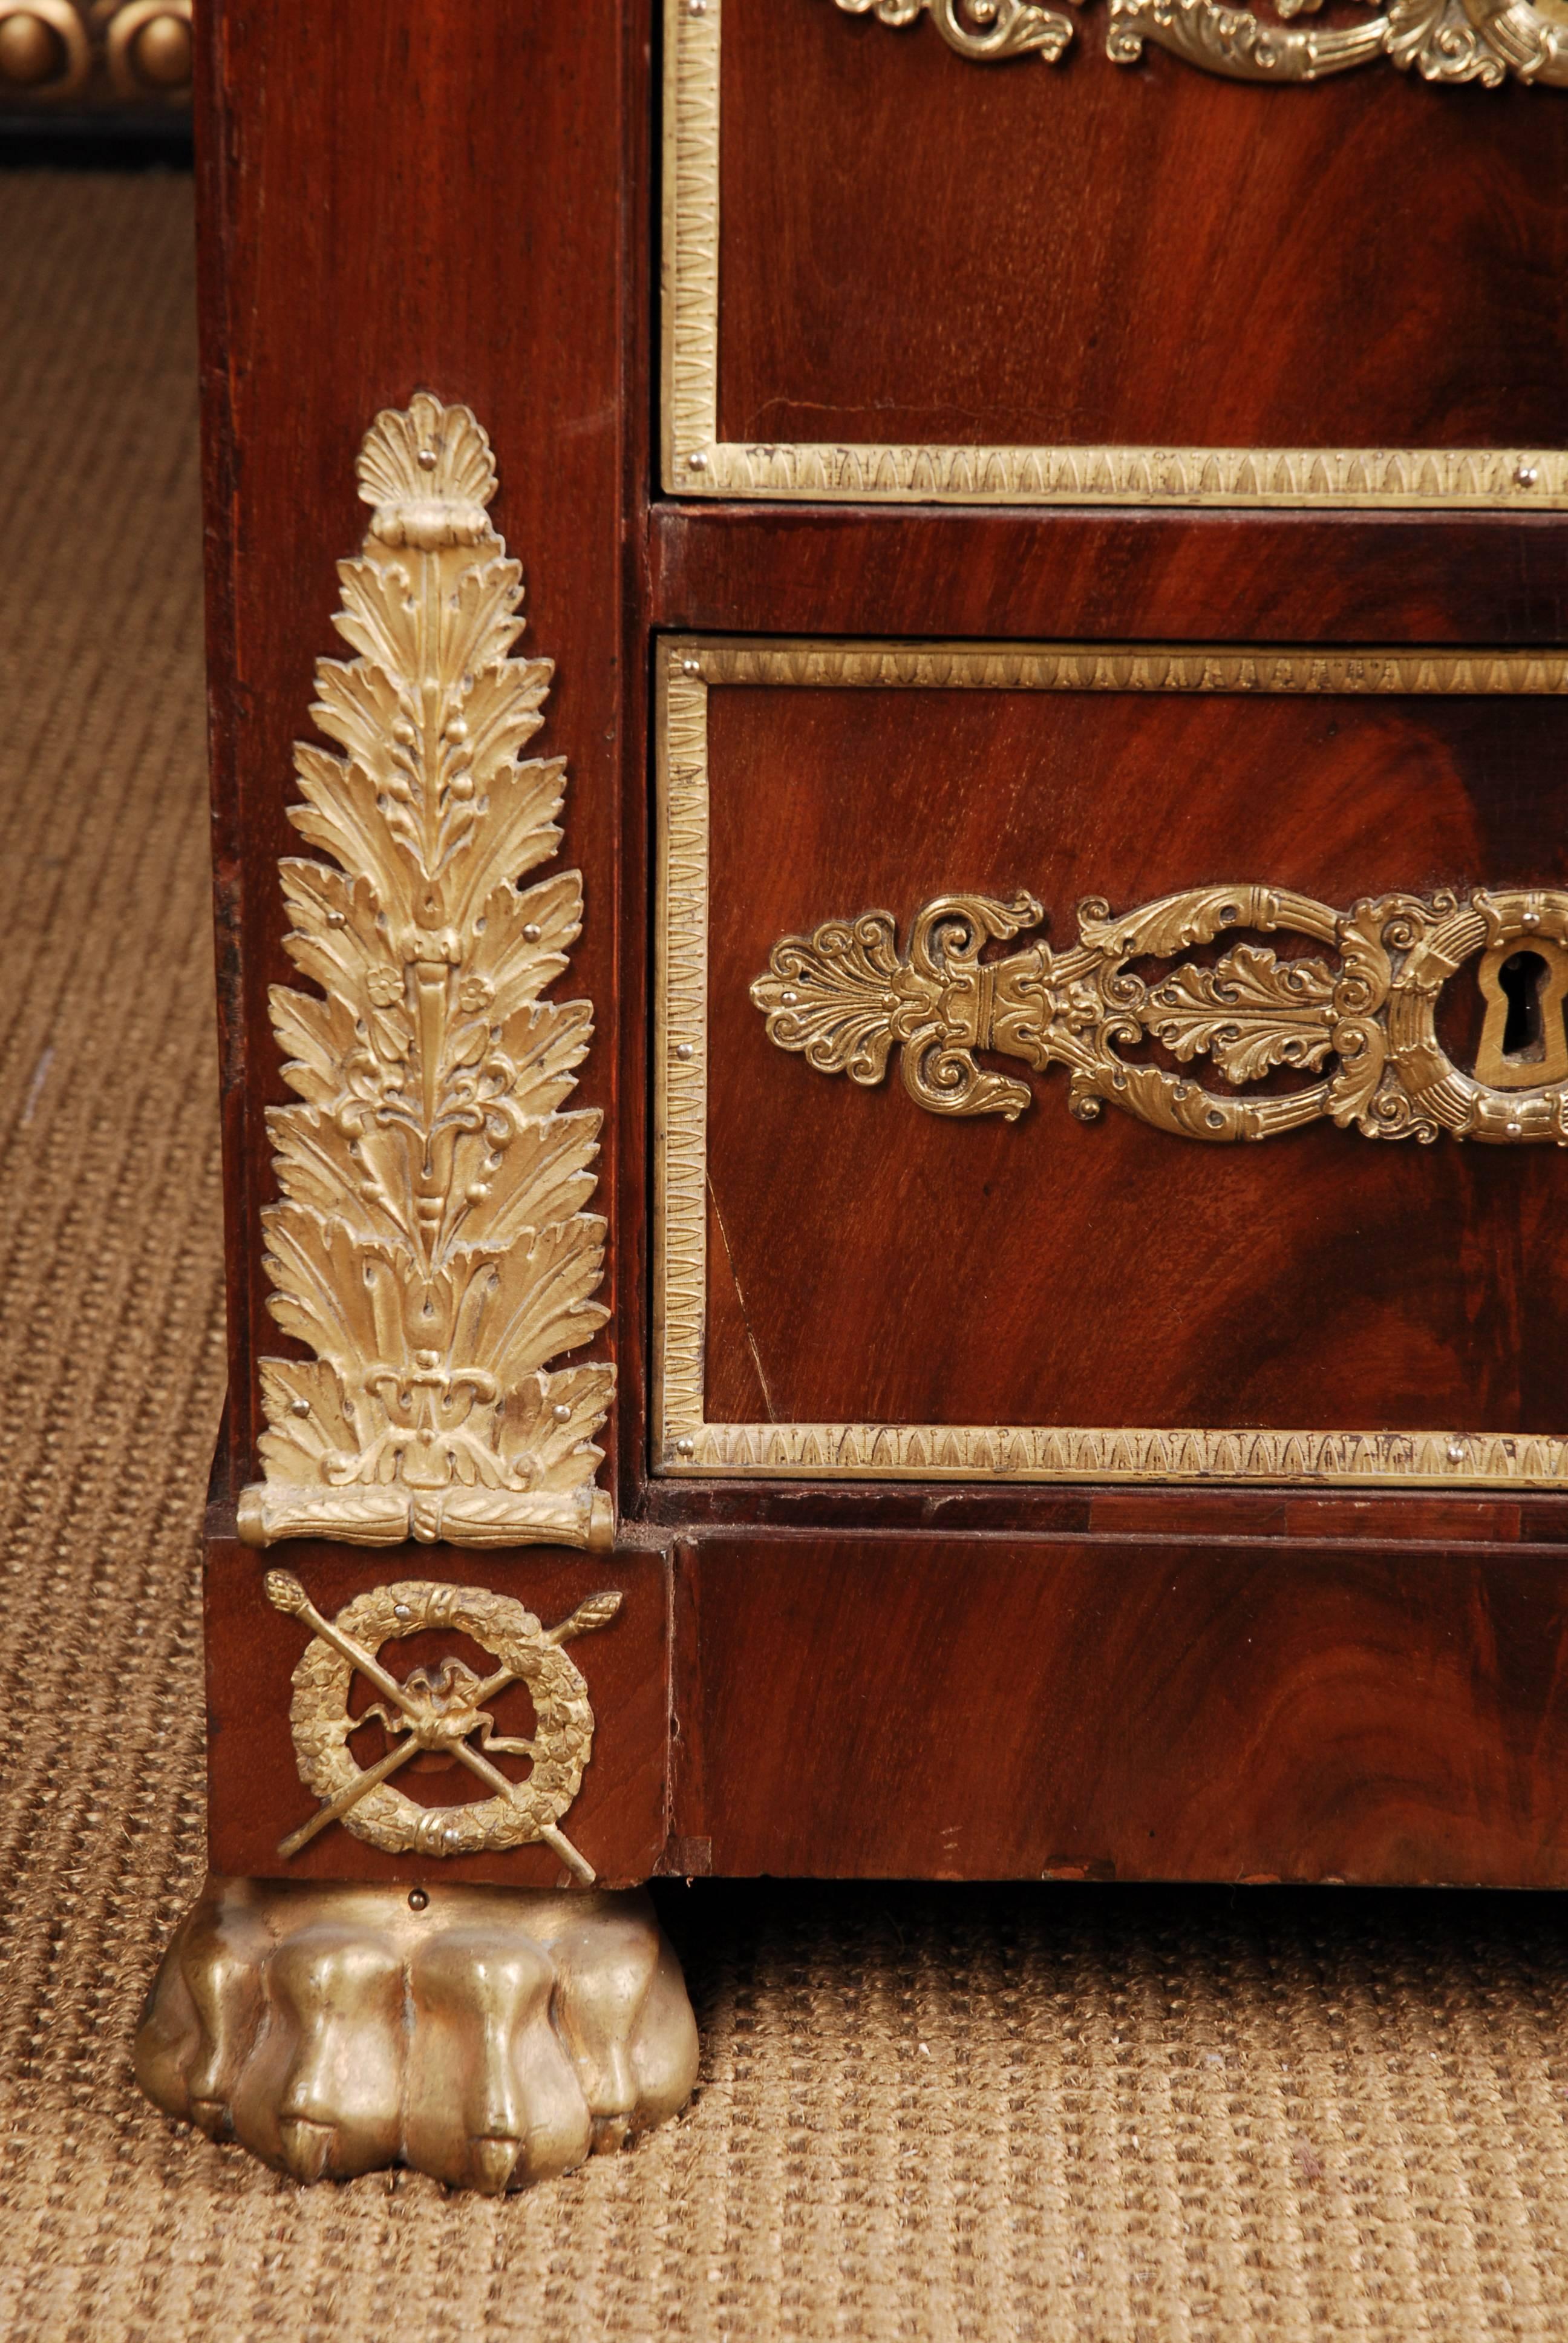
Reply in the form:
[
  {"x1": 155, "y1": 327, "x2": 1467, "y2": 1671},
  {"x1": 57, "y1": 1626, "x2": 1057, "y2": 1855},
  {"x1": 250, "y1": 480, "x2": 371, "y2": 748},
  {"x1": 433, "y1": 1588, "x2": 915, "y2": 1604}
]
[
  {"x1": 673, "y1": 1535, "x2": 1568, "y2": 1884},
  {"x1": 662, "y1": 0, "x2": 1568, "y2": 506},
  {"x1": 653, "y1": 638, "x2": 1568, "y2": 1487}
]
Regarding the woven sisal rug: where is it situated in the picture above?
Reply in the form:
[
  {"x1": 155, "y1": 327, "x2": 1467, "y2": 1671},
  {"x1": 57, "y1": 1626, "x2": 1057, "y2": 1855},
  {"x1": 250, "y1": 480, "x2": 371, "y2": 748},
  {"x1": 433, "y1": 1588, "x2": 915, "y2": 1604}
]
[{"x1": 1, "y1": 166, "x2": 1567, "y2": 2343}]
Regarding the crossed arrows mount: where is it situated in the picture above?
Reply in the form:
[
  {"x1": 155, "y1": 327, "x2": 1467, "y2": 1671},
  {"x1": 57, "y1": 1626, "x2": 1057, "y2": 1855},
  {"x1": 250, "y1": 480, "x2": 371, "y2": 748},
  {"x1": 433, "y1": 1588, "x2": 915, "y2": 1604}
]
[{"x1": 265, "y1": 1571, "x2": 620, "y2": 1879}]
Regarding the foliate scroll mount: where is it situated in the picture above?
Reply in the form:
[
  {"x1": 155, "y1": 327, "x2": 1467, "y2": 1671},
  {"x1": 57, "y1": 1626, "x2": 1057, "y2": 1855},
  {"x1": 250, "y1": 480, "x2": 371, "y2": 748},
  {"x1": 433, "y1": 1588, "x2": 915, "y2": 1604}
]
[
  {"x1": 237, "y1": 396, "x2": 615, "y2": 1553},
  {"x1": 753, "y1": 884, "x2": 1568, "y2": 1144},
  {"x1": 834, "y1": 0, "x2": 1568, "y2": 85},
  {"x1": 837, "y1": 0, "x2": 1078, "y2": 62}
]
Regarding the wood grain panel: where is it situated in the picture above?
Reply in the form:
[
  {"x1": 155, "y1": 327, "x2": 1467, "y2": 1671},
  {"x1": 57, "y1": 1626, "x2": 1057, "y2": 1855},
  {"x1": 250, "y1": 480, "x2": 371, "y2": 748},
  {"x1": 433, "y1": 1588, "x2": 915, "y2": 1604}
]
[
  {"x1": 701, "y1": 680, "x2": 1568, "y2": 1438},
  {"x1": 672, "y1": 1534, "x2": 1568, "y2": 1884},
  {"x1": 649, "y1": 506, "x2": 1568, "y2": 646},
  {"x1": 718, "y1": 0, "x2": 1568, "y2": 457},
  {"x1": 197, "y1": 0, "x2": 637, "y2": 1489}
]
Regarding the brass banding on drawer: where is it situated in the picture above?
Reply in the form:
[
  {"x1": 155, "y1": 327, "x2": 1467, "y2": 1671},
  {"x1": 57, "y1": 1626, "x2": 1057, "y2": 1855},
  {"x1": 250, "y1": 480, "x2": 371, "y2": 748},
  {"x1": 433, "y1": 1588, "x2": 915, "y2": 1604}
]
[{"x1": 655, "y1": 638, "x2": 1568, "y2": 1490}]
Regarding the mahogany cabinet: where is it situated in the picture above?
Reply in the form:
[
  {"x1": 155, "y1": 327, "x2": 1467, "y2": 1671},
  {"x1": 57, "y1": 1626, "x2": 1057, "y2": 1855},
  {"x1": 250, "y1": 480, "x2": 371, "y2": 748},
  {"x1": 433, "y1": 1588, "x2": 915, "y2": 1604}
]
[{"x1": 192, "y1": 0, "x2": 1568, "y2": 1904}]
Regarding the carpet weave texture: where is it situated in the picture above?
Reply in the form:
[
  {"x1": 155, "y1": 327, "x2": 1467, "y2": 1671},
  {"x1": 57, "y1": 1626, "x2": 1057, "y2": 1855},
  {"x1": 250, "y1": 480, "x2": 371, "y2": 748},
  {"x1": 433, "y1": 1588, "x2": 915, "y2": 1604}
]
[{"x1": 4, "y1": 167, "x2": 1568, "y2": 2343}]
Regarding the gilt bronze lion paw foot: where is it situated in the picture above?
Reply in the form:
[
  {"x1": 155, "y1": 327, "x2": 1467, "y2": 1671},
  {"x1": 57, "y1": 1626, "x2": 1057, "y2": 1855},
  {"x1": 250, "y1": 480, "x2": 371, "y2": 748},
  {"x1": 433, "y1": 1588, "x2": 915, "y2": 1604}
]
[{"x1": 135, "y1": 1875, "x2": 697, "y2": 2192}]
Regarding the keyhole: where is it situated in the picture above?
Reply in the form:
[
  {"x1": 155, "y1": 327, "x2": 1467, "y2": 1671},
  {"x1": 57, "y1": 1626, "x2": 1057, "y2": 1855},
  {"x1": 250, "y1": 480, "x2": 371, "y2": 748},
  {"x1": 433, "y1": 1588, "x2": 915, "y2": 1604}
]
[
  {"x1": 1499, "y1": 950, "x2": 1549, "y2": 1061},
  {"x1": 1474, "y1": 932, "x2": 1568, "y2": 1091}
]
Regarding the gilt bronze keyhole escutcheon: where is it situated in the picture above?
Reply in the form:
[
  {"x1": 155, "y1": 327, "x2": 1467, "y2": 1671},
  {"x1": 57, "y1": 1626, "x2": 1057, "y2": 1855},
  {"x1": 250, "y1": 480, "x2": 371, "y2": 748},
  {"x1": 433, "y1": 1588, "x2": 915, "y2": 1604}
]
[
  {"x1": 754, "y1": 883, "x2": 1568, "y2": 1144},
  {"x1": 1476, "y1": 937, "x2": 1568, "y2": 1090}
]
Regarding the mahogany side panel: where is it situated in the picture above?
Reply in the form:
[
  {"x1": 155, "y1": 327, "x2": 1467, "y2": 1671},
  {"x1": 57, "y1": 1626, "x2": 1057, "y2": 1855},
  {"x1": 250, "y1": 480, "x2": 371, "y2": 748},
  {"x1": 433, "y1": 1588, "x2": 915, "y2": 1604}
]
[
  {"x1": 717, "y1": 0, "x2": 1568, "y2": 457},
  {"x1": 197, "y1": 0, "x2": 632, "y2": 1490},
  {"x1": 206, "y1": 1538, "x2": 670, "y2": 1889},
  {"x1": 671, "y1": 1533, "x2": 1568, "y2": 1884}
]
